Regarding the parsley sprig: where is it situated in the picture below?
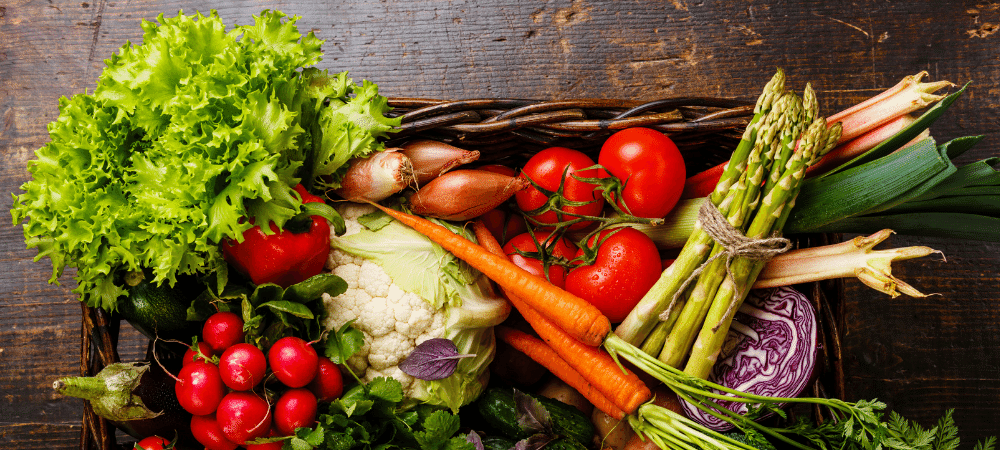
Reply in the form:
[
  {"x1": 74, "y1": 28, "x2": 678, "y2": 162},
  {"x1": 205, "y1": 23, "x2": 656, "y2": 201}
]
[{"x1": 287, "y1": 377, "x2": 475, "y2": 450}]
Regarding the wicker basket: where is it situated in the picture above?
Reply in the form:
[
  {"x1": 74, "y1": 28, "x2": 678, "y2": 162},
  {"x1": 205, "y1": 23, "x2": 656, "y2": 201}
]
[{"x1": 78, "y1": 97, "x2": 845, "y2": 449}]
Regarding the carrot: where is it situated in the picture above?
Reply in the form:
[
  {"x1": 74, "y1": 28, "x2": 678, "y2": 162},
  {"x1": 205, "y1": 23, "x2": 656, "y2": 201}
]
[
  {"x1": 471, "y1": 219, "x2": 507, "y2": 258},
  {"x1": 496, "y1": 326, "x2": 627, "y2": 420},
  {"x1": 370, "y1": 202, "x2": 611, "y2": 346},
  {"x1": 509, "y1": 295, "x2": 652, "y2": 415},
  {"x1": 472, "y1": 220, "x2": 652, "y2": 415}
]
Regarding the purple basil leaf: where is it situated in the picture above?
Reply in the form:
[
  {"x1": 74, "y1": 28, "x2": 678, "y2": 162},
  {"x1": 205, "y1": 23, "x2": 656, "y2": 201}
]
[
  {"x1": 514, "y1": 434, "x2": 557, "y2": 450},
  {"x1": 399, "y1": 338, "x2": 475, "y2": 381},
  {"x1": 514, "y1": 389, "x2": 552, "y2": 434},
  {"x1": 466, "y1": 431, "x2": 485, "y2": 450}
]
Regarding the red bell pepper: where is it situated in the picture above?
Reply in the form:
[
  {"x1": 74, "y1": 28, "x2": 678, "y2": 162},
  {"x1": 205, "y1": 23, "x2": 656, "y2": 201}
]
[{"x1": 222, "y1": 185, "x2": 331, "y2": 287}]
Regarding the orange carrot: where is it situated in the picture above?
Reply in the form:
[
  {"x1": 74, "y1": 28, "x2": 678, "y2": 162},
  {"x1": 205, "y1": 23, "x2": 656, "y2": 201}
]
[
  {"x1": 496, "y1": 326, "x2": 627, "y2": 420},
  {"x1": 510, "y1": 295, "x2": 651, "y2": 415},
  {"x1": 370, "y1": 203, "x2": 611, "y2": 346},
  {"x1": 471, "y1": 219, "x2": 507, "y2": 258},
  {"x1": 471, "y1": 220, "x2": 652, "y2": 415}
]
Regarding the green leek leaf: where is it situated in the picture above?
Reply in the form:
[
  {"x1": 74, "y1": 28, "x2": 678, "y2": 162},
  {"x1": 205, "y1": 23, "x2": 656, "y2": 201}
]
[
  {"x1": 805, "y1": 212, "x2": 1000, "y2": 241},
  {"x1": 884, "y1": 195, "x2": 1000, "y2": 216},
  {"x1": 907, "y1": 155, "x2": 998, "y2": 203},
  {"x1": 787, "y1": 138, "x2": 950, "y2": 233}
]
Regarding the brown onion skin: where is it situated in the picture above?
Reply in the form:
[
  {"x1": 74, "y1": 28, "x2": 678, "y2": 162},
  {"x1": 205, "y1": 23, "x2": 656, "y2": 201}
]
[
  {"x1": 409, "y1": 169, "x2": 530, "y2": 221},
  {"x1": 332, "y1": 149, "x2": 414, "y2": 202},
  {"x1": 401, "y1": 139, "x2": 481, "y2": 185}
]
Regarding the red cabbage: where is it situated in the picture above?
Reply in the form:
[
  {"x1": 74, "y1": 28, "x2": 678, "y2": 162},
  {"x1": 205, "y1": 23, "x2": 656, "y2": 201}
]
[{"x1": 681, "y1": 286, "x2": 818, "y2": 431}]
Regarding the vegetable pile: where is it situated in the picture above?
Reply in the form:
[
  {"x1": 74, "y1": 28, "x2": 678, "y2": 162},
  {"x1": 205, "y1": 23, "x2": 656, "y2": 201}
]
[{"x1": 11, "y1": 9, "x2": 999, "y2": 450}]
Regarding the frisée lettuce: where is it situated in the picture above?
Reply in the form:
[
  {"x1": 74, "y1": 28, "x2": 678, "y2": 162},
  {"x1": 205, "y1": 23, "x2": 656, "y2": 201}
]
[{"x1": 10, "y1": 10, "x2": 400, "y2": 310}]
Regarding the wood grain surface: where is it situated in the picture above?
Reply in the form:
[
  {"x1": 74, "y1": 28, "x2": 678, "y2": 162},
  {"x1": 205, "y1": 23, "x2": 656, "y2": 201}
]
[{"x1": 2, "y1": 0, "x2": 998, "y2": 447}]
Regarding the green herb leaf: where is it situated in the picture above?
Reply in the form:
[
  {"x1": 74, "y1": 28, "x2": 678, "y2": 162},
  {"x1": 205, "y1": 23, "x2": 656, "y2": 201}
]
[{"x1": 257, "y1": 300, "x2": 315, "y2": 319}]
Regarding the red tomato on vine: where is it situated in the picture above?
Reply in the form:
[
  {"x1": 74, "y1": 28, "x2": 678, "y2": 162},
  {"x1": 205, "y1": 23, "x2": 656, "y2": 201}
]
[
  {"x1": 565, "y1": 227, "x2": 661, "y2": 323},
  {"x1": 515, "y1": 147, "x2": 604, "y2": 230},
  {"x1": 502, "y1": 230, "x2": 578, "y2": 289},
  {"x1": 598, "y1": 127, "x2": 686, "y2": 219}
]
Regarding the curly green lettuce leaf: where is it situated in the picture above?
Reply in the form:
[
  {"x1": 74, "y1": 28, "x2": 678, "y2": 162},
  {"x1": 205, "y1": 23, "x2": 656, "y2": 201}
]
[{"x1": 11, "y1": 10, "x2": 396, "y2": 310}]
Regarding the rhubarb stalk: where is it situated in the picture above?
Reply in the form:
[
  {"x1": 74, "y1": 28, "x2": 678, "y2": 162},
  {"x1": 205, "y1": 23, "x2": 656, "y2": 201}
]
[
  {"x1": 681, "y1": 72, "x2": 954, "y2": 198},
  {"x1": 754, "y1": 229, "x2": 939, "y2": 297},
  {"x1": 826, "y1": 71, "x2": 953, "y2": 144}
]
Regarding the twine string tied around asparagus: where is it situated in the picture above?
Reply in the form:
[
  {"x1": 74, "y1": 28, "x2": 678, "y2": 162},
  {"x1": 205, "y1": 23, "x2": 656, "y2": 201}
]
[{"x1": 658, "y1": 199, "x2": 793, "y2": 330}]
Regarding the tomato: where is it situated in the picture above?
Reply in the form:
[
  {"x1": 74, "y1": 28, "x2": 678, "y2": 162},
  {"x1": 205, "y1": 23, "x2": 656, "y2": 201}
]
[
  {"x1": 598, "y1": 127, "x2": 686, "y2": 219},
  {"x1": 515, "y1": 147, "x2": 604, "y2": 229},
  {"x1": 502, "y1": 231, "x2": 577, "y2": 289},
  {"x1": 564, "y1": 227, "x2": 661, "y2": 323}
]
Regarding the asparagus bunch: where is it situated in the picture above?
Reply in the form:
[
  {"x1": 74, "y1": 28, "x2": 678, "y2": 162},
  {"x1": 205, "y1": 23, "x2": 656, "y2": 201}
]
[{"x1": 614, "y1": 70, "x2": 842, "y2": 379}]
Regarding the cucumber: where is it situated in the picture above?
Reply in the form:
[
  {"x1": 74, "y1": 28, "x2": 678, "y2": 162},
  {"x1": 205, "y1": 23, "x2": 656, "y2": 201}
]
[
  {"x1": 544, "y1": 437, "x2": 590, "y2": 450},
  {"x1": 474, "y1": 387, "x2": 595, "y2": 445},
  {"x1": 481, "y1": 435, "x2": 518, "y2": 450},
  {"x1": 116, "y1": 272, "x2": 205, "y2": 341}
]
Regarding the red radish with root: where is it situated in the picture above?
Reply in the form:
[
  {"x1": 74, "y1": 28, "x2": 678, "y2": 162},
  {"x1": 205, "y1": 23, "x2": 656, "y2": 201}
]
[
  {"x1": 202, "y1": 312, "x2": 245, "y2": 354},
  {"x1": 268, "y1": 336, "x2": 319, "y2": 388},
  {"x1": 273, "y1": 388, "x2": 319, "y2": 435},
  {"x1": 174, "y1": 360, "x2": 227, "y2": 416},
  {"x1": 216, "y1": 391, "x2": 273, "y2": 444},
  {"x1": 308, "y1": 356, "x2": 345, "y2": 402},
  {"x1": 219, "y1": 343, "x2": 267, "y2": 391},
  {"x1": 183, "y1": 341, "x2": 215, "y2": 366},
  {"x1": 191, "y1": 413, "x2": 239, "y2": 450}
]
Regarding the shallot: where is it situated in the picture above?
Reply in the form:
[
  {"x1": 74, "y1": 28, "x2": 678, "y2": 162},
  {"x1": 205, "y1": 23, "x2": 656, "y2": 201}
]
[
  {"x1": 331, "y1": 149, "x2": 414, "y2": 202},
  {"x1": 409, "y1": 169, "x2": 530, "y2": 221},
  {"x1": 401, "y1": 139, "x2": 481, "y2": 185}
]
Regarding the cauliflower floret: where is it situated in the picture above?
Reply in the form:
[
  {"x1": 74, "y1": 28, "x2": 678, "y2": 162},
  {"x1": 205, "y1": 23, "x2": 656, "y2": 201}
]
[
  {"x1": 322, "y1": 246, "x2": 448, "y2": 392},
  {"x1": 321, "y1": 203, "x2": 510, "y2": 410}
]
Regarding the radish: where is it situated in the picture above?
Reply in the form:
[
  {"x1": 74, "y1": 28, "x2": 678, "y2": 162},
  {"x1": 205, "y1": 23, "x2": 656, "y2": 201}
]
[
  {"x1": 219, "y1": 343, "x2": 267, "y2": 391},
  {"x1": 191, "y1": 413, "x2": 239, "y2": 450},
  {"x1": 202, "y1": 312, "x2": 245, "y2": 354},
  {"x1": 134, "y1": 435, "x2": 171, "y2": 450},
  {"x1": 216, "y1": 391, "x2": 272, "y2": 444},
  {"x1": 268, "y1": 336, "x2": 318, "y2": 388},
  {"x1": 273, "y1": 388, "x2": 319, "y2": 435},
  {"x1": 183, "y1": 341, "x2": 215, "y2": 366},
  {"x1": 307, "y1": 356, "x2": 344, "y2": 402},
  {"x1": 174, "y1": 361, "x2": 226, "y2": 416}
]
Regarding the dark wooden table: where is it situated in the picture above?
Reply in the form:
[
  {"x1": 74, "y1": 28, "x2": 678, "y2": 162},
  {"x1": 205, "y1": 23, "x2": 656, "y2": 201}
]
[{"x1": 2, "y1": 1, "x2": 998, "y2": 447}]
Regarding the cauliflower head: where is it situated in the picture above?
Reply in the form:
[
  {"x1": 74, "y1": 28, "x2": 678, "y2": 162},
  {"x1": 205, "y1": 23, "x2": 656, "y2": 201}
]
[{"x1": 321, "y1": 203, "x2": 510, "y2": 411}]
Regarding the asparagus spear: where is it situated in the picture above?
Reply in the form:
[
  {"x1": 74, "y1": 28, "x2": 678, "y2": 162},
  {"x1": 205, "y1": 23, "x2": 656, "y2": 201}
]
[
  {"x1": 614, "y1": 70, "x2": 788, "y2": 347},
  {"x1": 683, "y1": 118, "x2": 834, "y2": 379},
  {"x1": 656, "y1": 91, "x2": 807, "y2": 367}
]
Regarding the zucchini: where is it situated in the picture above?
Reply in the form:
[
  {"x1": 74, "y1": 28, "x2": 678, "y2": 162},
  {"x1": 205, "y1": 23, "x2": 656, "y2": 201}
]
[
  {"x1": 474, "y1": 387, "x2": 595, "y2": 445},
  {"x1": 116, "y1": 272, "x2": 205, "y2": 341}
]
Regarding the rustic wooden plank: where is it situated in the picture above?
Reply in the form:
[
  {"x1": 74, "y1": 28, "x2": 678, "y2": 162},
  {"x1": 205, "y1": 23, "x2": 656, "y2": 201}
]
[{"x1": 1, "y1": 0, "x2": 998, "y2": 447}]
